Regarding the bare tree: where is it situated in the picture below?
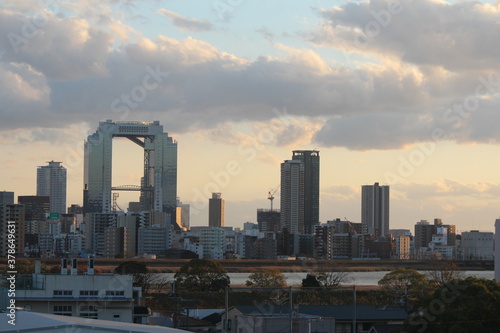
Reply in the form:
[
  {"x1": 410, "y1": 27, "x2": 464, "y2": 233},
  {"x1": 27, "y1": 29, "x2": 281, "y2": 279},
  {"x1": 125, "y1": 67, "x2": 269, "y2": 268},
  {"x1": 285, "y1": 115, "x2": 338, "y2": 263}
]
[
  {"x1": 426, "y1": 259, "x2": 464, "y2": 287},
  {"x1": 317, "y1": 271, "x2": 352, "y2": 288}
]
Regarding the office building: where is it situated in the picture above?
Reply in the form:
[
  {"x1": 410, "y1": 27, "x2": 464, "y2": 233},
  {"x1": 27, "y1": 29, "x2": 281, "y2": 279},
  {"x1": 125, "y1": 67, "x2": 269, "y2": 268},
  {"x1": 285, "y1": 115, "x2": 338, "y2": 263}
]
[
  {"x1": 460, "y1": 230, "x2": 494, "y2": 260},
  {"x1": 361, "y1": 182, "x2": 389, "y2": 237},
  {"x1": 137, "y1": 225, "x2": 169, "y2": 256},
  {"x1": 209, "y1": 193, "x2": 225, "y2": 228},
  {"x1": 199, "y1": 227, "x2": 226, "y2": 259},
  {"x1": 83, "y1": 120, "x2": 177, "y2": 215},
  {"x1": 292, "y1": 150, "x2": 320, "y2": 234},
  {"x1": 37, "y1": 161, "x2": 67, "y2": 214}
]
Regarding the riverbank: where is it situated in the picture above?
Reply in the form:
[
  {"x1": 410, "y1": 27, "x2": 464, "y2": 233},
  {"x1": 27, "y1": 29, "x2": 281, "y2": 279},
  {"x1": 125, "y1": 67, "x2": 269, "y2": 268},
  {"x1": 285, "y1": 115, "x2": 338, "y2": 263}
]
[{"x1": 3, "y1": 258, "x2": 493, "y2": 274}]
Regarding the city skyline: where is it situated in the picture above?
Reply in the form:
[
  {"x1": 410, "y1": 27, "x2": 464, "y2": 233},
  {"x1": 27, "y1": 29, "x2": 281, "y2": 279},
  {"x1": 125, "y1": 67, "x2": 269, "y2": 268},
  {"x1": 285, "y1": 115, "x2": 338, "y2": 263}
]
[{"x1": 1, "y1": 1, "x2": 500, "y2": 233}]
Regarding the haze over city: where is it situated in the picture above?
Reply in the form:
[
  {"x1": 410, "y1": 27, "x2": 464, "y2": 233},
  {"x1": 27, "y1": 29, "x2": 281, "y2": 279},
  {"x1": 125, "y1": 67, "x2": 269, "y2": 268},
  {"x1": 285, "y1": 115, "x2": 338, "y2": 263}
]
[{"x1": 2, "y1": 0, "x2": 500, "y2": 232}]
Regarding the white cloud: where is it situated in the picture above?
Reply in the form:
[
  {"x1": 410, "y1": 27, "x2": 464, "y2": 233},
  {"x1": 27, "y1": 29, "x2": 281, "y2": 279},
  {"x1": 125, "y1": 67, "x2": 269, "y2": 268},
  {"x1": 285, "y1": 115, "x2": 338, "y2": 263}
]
[{"x1": 158, "y1": 9, "x2": 214, "y2": 32}]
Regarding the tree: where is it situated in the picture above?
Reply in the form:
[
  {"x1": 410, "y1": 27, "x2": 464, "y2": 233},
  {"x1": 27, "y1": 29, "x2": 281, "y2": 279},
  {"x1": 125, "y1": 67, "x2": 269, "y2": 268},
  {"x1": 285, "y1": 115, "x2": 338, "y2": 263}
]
[
  {"x1": 114, "y1": 261, "x2": 154, "y2": 294},
  {"x1": 403, "y1": 277, "x2": 500, "y2": 332},
  {"x1": 302, "y1": 274, "x2": 322, "y2": 288},
  {"x1": 246, "y1": 269, "x2": 287, "y2": 288},
  {"x1": 317, "y1": 271, "x2": 352, "y2": 288},
  {"x1": 174, "y1": 259, "x2": 230, "y2": 292},
  {"x1": 378, "y1": 268, "x2": 429, "y2": 307},
  {"x1": 426, "y1": 259, "x2": 464, "y2": 287}
]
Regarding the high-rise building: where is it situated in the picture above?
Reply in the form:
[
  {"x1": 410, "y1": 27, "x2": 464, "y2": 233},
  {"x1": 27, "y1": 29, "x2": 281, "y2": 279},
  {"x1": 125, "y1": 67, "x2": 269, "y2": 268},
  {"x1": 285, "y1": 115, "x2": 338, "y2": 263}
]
[
  {"x1": 361, "y1": 182, "x2": 390, "y2": 237},
  {"x1": 209, "y1": 193, "x2": 224, "y2": 228},
  {"x1": 280, "y1": 159, "x2": 304, "y2": 234},
  {"x1": 83, "y1": 120, "x2": 177, "y2": 216},
  {"x1": 280, "y1": 150, "x2": 320, "y2": 234},
  {"x1": 37, "y1": 161, "x2": 67, "y2": 214},
  {"x1": 414, "y1": 220, "x2": 435, "y2": 250},
  {"x1": 292, "y1": 150, "x2": 320, "y2": 234}
]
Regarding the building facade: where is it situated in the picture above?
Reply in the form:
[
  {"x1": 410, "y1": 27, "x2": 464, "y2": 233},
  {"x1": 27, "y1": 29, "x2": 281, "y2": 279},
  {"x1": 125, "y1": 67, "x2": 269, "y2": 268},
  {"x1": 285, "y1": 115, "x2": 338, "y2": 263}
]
[
  {"x1": 15, "y1": 263, "x2": 136, "y2": 323},
  {"x1": 208, "y1": 193, "x2": 224, "y2": 228},
  {"x1": 361, "y1": 182, "x2": 389, "y2": 237},
  {"x1": 460, "y1": 230, "x2": 494, "y2": 260},
  {"x1": 292, "y1": 150, "x2": 320, "y2": 234},
  {"x1": 0, "y1": 194, "x2": 25, "y2": 257},
  {"x1": 280, "y1": 159, "x2": 304, "y2": 234},
  {"x1": 83, "y1": 120, "x2": 177, "y2": 215},
  {"x1": 37, "y1": 161, "x2": 67, "y2": 214}
]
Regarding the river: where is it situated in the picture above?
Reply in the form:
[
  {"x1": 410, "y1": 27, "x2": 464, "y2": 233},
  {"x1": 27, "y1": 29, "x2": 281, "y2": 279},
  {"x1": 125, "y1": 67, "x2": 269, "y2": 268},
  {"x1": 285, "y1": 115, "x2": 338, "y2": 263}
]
[{"x1": 157, "y1": 270, "x2": 494, "y2": 286}]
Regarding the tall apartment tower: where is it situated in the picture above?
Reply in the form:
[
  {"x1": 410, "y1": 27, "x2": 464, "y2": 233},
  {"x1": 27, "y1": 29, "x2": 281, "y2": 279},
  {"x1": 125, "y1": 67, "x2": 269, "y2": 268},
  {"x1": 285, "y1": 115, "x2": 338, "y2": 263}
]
[
  {"x1": 37, "y1": 161, "x2": 67, "y2": 214},
  {"x1": 83, "y1": 120, "x2": 177, "y2": 216},
  {"x1": 280, "y1": 160, "x2": 304, "y2": 234},
  {"x1": 280, "y1": 150, "x2": 320, "y2": 234},
  {"x1": 361, "y1": 182, "x2": 390, "y2": 237},
  {"x1": 209, "y1": 193, "x2": 224, "y2": 228},
  {"x1": 292, "y1": 150, "x2": 320, "y2": 234}
]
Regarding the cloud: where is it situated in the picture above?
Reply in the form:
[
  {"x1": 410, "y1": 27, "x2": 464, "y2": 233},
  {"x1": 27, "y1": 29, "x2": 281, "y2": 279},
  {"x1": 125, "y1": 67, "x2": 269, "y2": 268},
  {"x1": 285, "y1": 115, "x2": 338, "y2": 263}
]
[
  {"x1": 1, "y1": 0, "x2": 500, "y2": 153},
  {"x1": 310, "y1": 0, "x2": 500, "y2": 71},
  {"x1": 158, "y1": 9, "x2": 213, "y2": 32}
]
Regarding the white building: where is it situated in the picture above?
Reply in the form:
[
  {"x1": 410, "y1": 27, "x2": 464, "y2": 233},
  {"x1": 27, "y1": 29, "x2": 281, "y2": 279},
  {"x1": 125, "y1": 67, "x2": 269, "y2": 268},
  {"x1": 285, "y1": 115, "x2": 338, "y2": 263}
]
[
  {"x1": 199, "y1": 227, "x2": 225, "y2": 259},
  {"x1": 460, "y1": 230, "x2": 494, "y2": 260},
  {"x1": 37, "y1": 161, "x2": 67, "y2": 214},
  {"x1": 14, "y1": 260, "x2": 137, "y2": 323}
]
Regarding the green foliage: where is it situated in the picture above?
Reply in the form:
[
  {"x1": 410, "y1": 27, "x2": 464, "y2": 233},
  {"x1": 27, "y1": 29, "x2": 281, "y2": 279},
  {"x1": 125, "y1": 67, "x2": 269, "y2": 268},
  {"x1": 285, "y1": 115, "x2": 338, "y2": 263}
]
[
  {"x1": 174, "y1": 259, "x2": 230, "y2": 292},
  {"x1": 246, "y1": 269, "x2": 287, "y2": 288},
  {"x1": 378, "y1": 268, "x2": 430, "y2": 307},
  {"x1": 403, "y1": 277, "x2": 500, "y2": 332}
]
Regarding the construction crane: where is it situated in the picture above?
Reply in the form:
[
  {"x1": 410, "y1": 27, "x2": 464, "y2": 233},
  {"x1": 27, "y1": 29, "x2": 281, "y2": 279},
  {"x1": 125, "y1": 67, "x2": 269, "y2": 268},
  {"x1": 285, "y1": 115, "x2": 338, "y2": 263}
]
[{"x1": 268, "y1": 185, "x2": 279, "y2": 211}]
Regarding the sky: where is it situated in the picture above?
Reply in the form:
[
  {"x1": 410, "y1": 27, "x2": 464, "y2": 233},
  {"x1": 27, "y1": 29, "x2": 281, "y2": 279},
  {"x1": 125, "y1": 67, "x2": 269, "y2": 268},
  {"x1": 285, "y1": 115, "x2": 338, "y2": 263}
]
[{"x1": 1, "y1": 0, "x2": 500, "y2": 233}]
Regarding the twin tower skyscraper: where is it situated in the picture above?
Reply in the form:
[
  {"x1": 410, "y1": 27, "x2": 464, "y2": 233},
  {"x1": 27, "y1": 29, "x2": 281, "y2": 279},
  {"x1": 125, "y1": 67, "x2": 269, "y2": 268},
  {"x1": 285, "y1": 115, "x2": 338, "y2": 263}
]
[{"x1": 83, "y1": 120, "x2": 177, "y2": 217}]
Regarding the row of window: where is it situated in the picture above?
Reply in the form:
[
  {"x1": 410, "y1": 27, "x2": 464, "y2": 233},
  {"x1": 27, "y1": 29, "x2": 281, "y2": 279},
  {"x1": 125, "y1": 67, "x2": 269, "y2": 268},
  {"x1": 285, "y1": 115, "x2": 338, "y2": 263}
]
[
  {"x1": 53, "y1": 305, "x2": 118, "y2": 320},
  {"x1": 53, "y1": 290, "x2": 126, "y2": 297}
]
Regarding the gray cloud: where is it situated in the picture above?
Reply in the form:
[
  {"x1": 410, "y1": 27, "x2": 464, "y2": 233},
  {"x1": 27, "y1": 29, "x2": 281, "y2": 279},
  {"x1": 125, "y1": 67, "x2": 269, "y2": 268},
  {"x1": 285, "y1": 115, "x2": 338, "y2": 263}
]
[
  {"x1": 311, "y1": 0, "x2": 500, "y2": 71},
  {"x1": 1, "y1": 0, "x2": 500, "y2": 152}
]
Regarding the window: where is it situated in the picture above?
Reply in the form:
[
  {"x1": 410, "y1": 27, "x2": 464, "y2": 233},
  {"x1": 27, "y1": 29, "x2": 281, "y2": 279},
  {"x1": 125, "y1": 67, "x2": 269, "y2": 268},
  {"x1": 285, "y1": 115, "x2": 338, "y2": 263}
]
[
  {"x1": 113, "y1": 314, "x2": 121, "y2": 322},
  {"x1": 80, "y1": 305, "x2": 98, "y2": 319},
  {"x1": 53, "y1": 305, "x2": 72, "y2": 316},
  {"x1": 53, "y1": 290, "x2": 72, "y2": 297},
  {"x1": 105, "y1": 290, "x2": 125, "y2": 297},
  {"x1": 79, "y1": 290, "x2": 99, "y2": 297}
]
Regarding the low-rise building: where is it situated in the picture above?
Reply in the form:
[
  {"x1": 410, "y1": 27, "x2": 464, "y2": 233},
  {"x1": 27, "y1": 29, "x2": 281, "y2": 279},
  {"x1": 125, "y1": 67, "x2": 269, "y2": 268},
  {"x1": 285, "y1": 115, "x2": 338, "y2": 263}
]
[{"x1": 13, "y1": 260, "x2": 137, "y2": 323}]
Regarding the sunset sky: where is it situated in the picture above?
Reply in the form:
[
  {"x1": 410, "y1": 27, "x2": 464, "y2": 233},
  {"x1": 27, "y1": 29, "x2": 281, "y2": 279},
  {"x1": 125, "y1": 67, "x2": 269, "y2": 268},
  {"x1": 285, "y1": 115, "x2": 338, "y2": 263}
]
[{"x1": 1, "y1": 0, "x2": 500, "y2": 233}]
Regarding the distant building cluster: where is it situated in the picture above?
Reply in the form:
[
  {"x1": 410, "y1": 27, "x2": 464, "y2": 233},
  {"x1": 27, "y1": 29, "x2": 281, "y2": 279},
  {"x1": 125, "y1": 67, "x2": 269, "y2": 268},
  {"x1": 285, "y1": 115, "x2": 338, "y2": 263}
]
[{"x1": 0, "y1": 120, "x2": 494, "y2": 261}]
